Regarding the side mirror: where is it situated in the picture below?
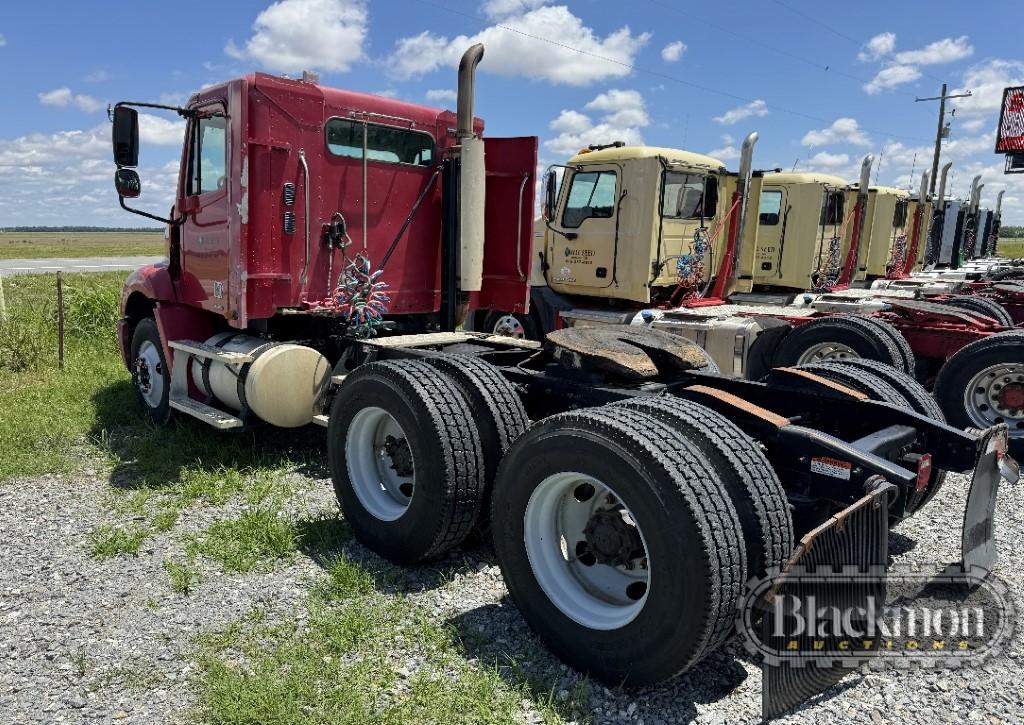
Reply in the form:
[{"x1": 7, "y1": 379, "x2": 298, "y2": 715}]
[
  {"x1": 114, "y1": 168, "x2": 141, "y2": 199},
  {"x1": 544, "y1": 171, "x2": 557, "y2": 221},
  {"x1": 112, "y1": 105, "x2": 139, "y2": 167}
]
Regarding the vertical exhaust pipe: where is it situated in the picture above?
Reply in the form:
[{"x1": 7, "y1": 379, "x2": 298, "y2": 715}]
[
  {"x1": 996, "y1": 189, "x2": 1005, "y2": 216},
  {"x1": 858, "y1": 155, "x2": 873, "y2": 194},
  {"x1": 835, "y1": 155, "x2": 872, "y2": 287},
  {"x1": 918, "y1": 170, "x2": 930, "y2": 201},
  {"x1": 456, "y1": 43, "x2": 486, "y2": 293},
  {"x1": 967, "y1": 174, "x2": 982, "y2": 212},
  {"x1": 457, "y1": 44, "x2": 484, "y2": 140},
  {"x1": 730, "y1": 132, "x2": 758, "y2": 280},
  {"x1": 936, "y1": 162, "x2": 952, "y2": 205}
]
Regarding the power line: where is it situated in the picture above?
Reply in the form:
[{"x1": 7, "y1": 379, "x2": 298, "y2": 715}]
[
  {"x1": 644, "y1": 0, "x2": 876, "y2": 88},
  {"x1": 769, "y1": 0, "x2": 948, "y2": 85},
  {"x1": 410, "y1": 0, "x2": 933, "y2": 144}
]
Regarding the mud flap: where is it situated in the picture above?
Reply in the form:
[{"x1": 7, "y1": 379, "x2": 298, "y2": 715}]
[
  {"x1": 959, "y1": 424, "x2": 1016, "y2": 575},
  {"x1": 752, "y1": 483, "x2": 893, "y2": 721}
]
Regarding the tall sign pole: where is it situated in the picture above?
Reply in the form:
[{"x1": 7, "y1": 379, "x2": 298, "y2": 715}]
[{"x1": 915, "y1": 84, "x2": 973, "y2": 196}]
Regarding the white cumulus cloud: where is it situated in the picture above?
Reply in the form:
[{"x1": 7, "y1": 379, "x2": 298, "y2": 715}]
[
  {"x1": 863, "y1": 64, "x2": 921, "y2": 94},
  {"x1": 894, "y1": 36, "x2": 973, "y2": 66},
  {"x1": 661, "y1": 41, "x2": 686, "y2": 62},
  {"x1": 425, "y1": 89, "x2": 457, "y2": 103},
  {"x1": 707, "y1": 135, "x2": 739, "y2": 161},
  {"x1": 860, "y1": 35, "x2": 973, "y2": 95},
  {"x1": 801, "y1": 118, "x2": 871, "y2": 147},
  {"x1": 226, "y1": 0, "x2": 367, "y2": 73},
  {"x1": 387, "y1": 5, "x2": 650, "y2": 86},
  {"x1": 713, "y1": 99, "x2": 768, "y2": 125},
  {"x1": 858, "y1": 32, "x2": 895, "y2": 62},
  {"x1": 807, "y1": 151, "x2": 850, "y2": 168},
  {"x1": 953, "y1": 59, "x2": 1024, "y2": 116},
  {"x1": 38, "y1": 88, "x2": 105, "y2": 113},
  {"x1": 481, "y1": 0, "x2": 550, "y2": 19},
  {"x1": 545, "y1": 88, "x2": 649, "y2": 156}
]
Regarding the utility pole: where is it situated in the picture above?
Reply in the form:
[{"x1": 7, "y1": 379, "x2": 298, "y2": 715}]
[{"x1": 916, "y1": 84, "x2": 972, "y2": 196}]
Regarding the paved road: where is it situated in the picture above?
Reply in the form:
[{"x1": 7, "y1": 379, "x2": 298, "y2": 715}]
[{"x1": 0, "y1": 256, "x2": 164, "y2": 277}]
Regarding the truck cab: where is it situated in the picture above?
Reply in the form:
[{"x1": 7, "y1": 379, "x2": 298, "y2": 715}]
[
  {"x1": 858, "y1": 185, "x2": 911, "y2": 280},
  {"x1": 472, "y1": 136, "x2": 760, "y2": 336},
  {"x1": 111, "y1": 50, "x2": 536, "y2": 429},
  {"x1": 753, "y1": 171, "x2": 852, "y2": 291}
]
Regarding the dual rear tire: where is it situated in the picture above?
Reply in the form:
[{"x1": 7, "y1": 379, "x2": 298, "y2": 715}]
[{"x1": 328, "y1": 356, "x2": 792, "y2": 686}]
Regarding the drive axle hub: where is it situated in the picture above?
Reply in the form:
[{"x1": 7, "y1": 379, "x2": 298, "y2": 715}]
[{"x1": 583, "y1": 509, "x2": 645, "y2": 567}]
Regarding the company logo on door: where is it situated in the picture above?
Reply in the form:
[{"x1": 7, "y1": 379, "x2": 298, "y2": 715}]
[{"x1": 564, "y1": 247, "x2": 596, "y2": 265}]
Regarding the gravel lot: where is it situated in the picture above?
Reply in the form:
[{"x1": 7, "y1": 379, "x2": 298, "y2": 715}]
[{"x1": 1, "y1": 461, "x2": 1021, "y2": 724}]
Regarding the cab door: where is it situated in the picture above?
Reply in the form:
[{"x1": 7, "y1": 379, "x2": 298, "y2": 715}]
[
  {"x1": 755, "y1": 185, "x2": 788, "y2": 279},
  {"x1": 178, "y1": 105, "x2": 231, "y2": 317},
  {"x1": 545, "y1": 165, "x2": 619, "y2": 290}
]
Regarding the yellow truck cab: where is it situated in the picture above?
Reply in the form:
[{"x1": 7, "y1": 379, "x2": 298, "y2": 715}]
[
  {"x1": 754, "y1": 171, "x2": 852, "y2": 291},
  {"x1": 858, "y1": 185, "x2": 911, "y2": 280},
  {"x1": 536, "y1": 143, "x2": 756, "y2": 305}
]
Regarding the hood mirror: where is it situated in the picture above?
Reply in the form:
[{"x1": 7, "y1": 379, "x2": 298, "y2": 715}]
[{"x1": 114, "y1": 168, "x2": 141, "y2": 199}]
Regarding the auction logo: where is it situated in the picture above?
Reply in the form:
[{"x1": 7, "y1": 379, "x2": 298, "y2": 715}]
[{"x1": 737, "y1": 565, "x2": 1014, "y2": 668}]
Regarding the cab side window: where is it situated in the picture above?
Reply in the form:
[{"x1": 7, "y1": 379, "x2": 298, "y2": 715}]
[
  {"x1": 820, "y1": 190, "x2": 845, "y2": 226},
  {"x1": 663, "y1": 172, "x2": 718, "y2": 219},
  {"x1": 893, "y1": 200, "x2": 908, "y2": 227},
  {"x1": 188, "y1": 115, "x2": 226, "y2": 196},
  {"x1": 759, "y1": 190, "x2": 783, "y2": 225},
  {"x1": 562, "y1": 170, "x2": 616, "y2": 228}
]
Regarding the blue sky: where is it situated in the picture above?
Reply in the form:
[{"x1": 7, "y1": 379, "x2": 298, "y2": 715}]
[{"x1": 1, "y1": 0, "x2": 1022, "y2": 226}]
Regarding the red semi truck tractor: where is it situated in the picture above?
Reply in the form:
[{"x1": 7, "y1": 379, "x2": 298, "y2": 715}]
[{"x1": 110, "y1": 45, "x2": 1016, "y2": 718}]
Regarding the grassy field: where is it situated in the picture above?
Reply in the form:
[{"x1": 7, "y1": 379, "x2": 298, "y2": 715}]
[
  {"x1": 0, "y1": 230, "x2": 165, "y2": 260},
  {"x1": 997, "y1": 237, "x2": 1024, "y2": 258},
  {"x1": 0, "y1": 272, "x2": 582, "y2": 724}
]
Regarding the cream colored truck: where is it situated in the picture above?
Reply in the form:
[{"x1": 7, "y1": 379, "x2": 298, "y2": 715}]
[{"x1": 469, "y1": 135, "x2": 762, "y2": 339}]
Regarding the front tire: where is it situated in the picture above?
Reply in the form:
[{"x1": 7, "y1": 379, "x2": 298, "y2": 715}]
[{"x1": 130, "y1": 318, "x2": 171, "y2": 425}]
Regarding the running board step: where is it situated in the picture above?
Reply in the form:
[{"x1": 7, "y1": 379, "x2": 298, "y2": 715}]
[
  {"x1": 169, "y1": 396, "x2": 244, "y2": 429},
  {"x1": 312, "y1": 414, "x2": 330, "y2": 428},
  {"x1": 168, "y1": 339, "x2": 253, "y2": 364}
]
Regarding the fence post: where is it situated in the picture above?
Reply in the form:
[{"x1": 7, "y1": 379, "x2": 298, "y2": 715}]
[{"x1": 57, "y1": 271, "x2": 65, "y2": 370}]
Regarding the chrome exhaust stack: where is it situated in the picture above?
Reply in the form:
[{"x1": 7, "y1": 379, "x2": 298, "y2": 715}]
[
  {"x1": 936, "y1": 162, "x2": 952, "y2": 204},
  {"x1": 456, "y1": 43, "x2": 486, "y2": 293},
  {"x1": 857, "y1": 154, "x2": 873, "y2": 195},
  {"x1": 730, "y1": 131, "x2": 759, "y2": 280},
  {"x1": 968, "y1": 174, "x2": 982, "y2": 213}
]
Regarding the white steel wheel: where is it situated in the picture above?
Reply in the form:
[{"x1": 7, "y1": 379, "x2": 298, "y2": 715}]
[
  {"x1": 964, "y1": 363, "x2": 1024, "y2": 429},
  {"x1": 345, "y1": 406, "x2": 415, "y2": 521},
  {"x1": 134, "y1": 340, "x2": 165, "y2": 408},
  {"x1": 796, "y1": 341, "x2": 859, "y2": 365},
  {"x1": 523, "y1": 472, "x2": 650, "y2": 630},
  {"x1": 491, "y1": 313, "x2": 527, "y2": 339}
]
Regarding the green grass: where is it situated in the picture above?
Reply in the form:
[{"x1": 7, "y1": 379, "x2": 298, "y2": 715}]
[
  {"x1": 90, "y1": 523, "x2": 148, "y2": 559},
  {"x1": 1, "y1": 269, "x2": 585, "y2": 724},
  {"x1": 195, "y1": 554, "x2": 587, "y2": 725},
  {"x1": 0, "y1": 230, "x2": 165, "y2": 260},
  {"x1": 188, "y1": 508, "x2": 298, "y2": 573},
  {"x1": 164, "y1": 559, "x2": 202, "y2": 595},
  {"x1": 997, "y1": 238, "x2": 1024, "y2": 258}
]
